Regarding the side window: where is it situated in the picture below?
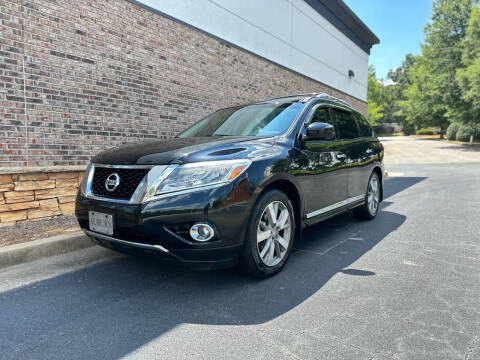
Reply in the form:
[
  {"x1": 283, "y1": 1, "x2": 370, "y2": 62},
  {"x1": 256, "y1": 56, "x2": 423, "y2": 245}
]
[
  {"x1": 310, "y1": 106, "x2": 334, "y2": 126},
  {"x1": 354, "y1": 113, "x2": 373, "y2": 138},
  {"x1": 331, "y1": 109, "x2": 359, "y2": 139}
]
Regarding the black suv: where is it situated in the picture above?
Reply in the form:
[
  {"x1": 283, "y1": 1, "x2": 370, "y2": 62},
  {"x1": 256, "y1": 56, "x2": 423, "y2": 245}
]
[{"x1": 76, "y1": 93, "x2": 384, "y2": 277}]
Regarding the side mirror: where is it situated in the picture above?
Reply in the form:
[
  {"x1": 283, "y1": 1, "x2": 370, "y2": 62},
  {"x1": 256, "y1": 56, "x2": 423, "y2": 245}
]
[{"x1": 305, "y1": 122, "x2": 335, "y2": 140}]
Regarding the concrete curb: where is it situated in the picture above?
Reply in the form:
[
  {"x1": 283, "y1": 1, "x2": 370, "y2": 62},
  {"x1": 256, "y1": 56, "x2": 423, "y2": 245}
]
[{"x1": 0, "y1": 232, "x2": 94, "y2": 269}]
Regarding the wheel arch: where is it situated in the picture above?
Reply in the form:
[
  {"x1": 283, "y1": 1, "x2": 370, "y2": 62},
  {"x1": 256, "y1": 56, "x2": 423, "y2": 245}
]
[{"x1": 255, "y1": 176, "x2": 304, "y2": 237}]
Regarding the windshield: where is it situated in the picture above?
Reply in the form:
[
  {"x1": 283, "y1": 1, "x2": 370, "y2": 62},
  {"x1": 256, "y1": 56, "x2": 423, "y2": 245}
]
[{"x1": 177, "y1": 102, "x2": 303, "y2": 138}]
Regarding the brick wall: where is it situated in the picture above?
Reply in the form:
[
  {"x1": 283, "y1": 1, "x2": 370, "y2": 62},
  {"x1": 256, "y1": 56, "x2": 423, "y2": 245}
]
[
  {"x1": 0, "y1": 0, "x2": 367, "y2": 167},
  {"x1": 0, "y1": 168, "x2": 84, "y2": 226}
]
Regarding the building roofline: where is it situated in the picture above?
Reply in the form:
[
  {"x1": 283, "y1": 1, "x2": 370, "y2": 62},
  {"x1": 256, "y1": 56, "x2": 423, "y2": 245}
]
[
  {"x1": 126, "y1": 0, "x2": 369, "y2": 104},
  {"x1": 304, "y1": 0, "x2": 380, "y2": 54}
]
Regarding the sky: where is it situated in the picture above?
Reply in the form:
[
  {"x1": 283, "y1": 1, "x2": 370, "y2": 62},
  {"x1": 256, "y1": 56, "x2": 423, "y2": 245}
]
[{"x1": 344, "y1": 0, "x2": 433, "y2": 81}]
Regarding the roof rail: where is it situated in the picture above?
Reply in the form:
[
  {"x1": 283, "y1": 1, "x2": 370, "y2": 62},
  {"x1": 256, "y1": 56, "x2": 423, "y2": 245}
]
[
  {"x1": 259, "y1": 93, "x2": 316, "y2": 102},
  {"x1": 259, "y1": 92, "x2": 355, "y2": 110},
  {"x1": 312, "y1": 93, "x2": 353, "y2": 108}
]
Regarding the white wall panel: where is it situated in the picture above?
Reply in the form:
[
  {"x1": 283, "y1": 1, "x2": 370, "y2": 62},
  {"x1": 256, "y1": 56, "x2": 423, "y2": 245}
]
[{"x1": 138, "y1": 0, "x2": 369, "y2": 101}]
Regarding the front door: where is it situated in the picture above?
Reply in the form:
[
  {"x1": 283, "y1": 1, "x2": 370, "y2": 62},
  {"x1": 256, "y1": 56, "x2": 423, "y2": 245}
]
[{"x1": 292, "y1": 105, "x2": 348, "y2": 219}]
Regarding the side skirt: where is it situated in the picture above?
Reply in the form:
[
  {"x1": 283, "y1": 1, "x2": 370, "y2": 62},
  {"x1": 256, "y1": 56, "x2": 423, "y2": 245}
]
[{"x1": 303, "y1": 197, "x2": 365, "y2": 227}]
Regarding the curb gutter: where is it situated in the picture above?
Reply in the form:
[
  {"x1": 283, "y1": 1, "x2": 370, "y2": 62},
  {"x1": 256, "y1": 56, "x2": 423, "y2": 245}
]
[{"x1": 0, "y1": 232, "x2": 94, "y2": 269}]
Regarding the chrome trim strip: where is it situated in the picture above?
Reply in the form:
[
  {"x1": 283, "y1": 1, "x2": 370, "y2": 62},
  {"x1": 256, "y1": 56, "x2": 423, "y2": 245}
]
[
  {"x1": 84, "y1": 195, "x2": 131, "y2": 204},
  {"x1": 94, "y1": 164, "x2": 154, "y2": 169},
  {"x1": 83, "y1": 229, "x2": 170, "y2": 253},
  {"x1": 129, "y1": 174, "x2": 148, "y2": 204},
  {"x1": 84, "y1": 164, "x2": 95, "y2": 196},
  {"x1": 305, "y1": 194, "x2": 365, "y2": 219}
]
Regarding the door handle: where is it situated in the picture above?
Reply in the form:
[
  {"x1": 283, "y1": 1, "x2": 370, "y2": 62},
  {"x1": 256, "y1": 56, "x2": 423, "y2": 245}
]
[{"x1": 336, "y1": 152, "x2": 346, "y2": 160}]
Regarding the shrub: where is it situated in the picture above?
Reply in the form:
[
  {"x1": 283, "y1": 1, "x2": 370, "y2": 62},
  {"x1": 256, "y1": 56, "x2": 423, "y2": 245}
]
[
  {"x1": 373, "y1": 124, "x2": 395, "y2": 135},
  {"x1": 402, "y1": 122, "x2": 415, "y2": 136},
  {"x1": 456, "y1": 124, "x2": 480, "y2": 142},
  {"x1": 416, "y1": 128, "x2": 434, "y2": 135},
  {"x1": 446, "y1": 123, "x2": 460, "y2": 140}
]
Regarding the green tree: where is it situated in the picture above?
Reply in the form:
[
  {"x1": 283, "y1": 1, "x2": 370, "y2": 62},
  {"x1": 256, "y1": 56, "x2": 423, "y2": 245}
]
[
  {"x1": 367, "y1": 66, "x2": 384, "y2": 125},
  {"x1": 425, "y1": 0, "x2": 473, "y2": 129},
  {"x1": 456, "y1": 4, "x2": 480, "y2": 142},
  {"x1": 398, "y1": 56, "x2": 449, "y2": 135},
  {"x1": 398, "y1": 0, "x2": 473, "y2": 138},
  {"x1": 387, "y1": 54, "x2": 417, "y2": 134},
  {"x1": 388, "y1": 54, "x2": 416, "y2": 87}
]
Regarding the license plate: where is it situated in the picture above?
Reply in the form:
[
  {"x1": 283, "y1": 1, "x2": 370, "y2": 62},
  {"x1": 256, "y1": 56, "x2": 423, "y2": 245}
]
[{"x1": 89, "y1": 211, "x2": 113, "y2": 236}]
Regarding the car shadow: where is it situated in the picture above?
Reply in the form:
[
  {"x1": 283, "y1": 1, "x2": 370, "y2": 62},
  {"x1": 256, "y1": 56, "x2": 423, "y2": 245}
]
[
  {"x1": 0, "y1": 178, "x2": 418, "y2": 359},
  {"x1": 435, "y1": 145, "x2": 480, "y2": 152},
  {"x1": 383, "y1": 176, "x2": 426, "y2": 200}
]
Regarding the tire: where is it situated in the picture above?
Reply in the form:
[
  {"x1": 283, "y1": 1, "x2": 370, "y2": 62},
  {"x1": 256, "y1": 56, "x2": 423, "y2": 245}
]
[
  {"x1": 239, "y1": 189, "x2": 296, "y2": 278},
  {"x1": 353, "y1": 171, "x2": 380, "y2": 220}
]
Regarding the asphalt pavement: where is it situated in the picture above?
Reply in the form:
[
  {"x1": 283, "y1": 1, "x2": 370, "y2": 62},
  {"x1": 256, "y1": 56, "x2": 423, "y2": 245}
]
[
  {"x1": 382, "y1": 135, "x2": 480, "y2": 164},
  {"x1": 0, "y1": 137, "x2": 479, "y2": 359}
]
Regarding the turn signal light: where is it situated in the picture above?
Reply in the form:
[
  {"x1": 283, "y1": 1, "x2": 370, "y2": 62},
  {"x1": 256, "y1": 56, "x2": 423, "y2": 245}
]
[{"x1": 230, "y1": 165, "x2": 248, "y2": 180}]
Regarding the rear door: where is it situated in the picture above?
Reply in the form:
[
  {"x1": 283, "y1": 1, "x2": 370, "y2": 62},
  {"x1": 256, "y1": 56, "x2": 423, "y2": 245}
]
[
  {"x1": 293, "y1": 104, "x2": 348, "y2": 219},
  {"x1": 351, "y1": 112, "x2": 379, "y2": 195},
  {"x1": 330, "y1": 108, "x2": 369, "y2": 200}
]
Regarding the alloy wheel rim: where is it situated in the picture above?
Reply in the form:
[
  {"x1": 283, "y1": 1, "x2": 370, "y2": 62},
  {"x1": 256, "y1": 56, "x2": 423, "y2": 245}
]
[
  {"x1": 367, "y1": 176, "x2": 379, "y2": 215},
  {"x1": 257, "y1": 201, "x2": 292, "y2": 267}
]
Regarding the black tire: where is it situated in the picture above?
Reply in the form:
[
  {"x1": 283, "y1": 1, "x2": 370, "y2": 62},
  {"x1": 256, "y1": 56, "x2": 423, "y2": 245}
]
[
  {"x1": 239, "y1": 189, "x2": 296, "y2": 278},
  {"x1": 353, "y1": 171, "x2": 380, "y2": 220}
]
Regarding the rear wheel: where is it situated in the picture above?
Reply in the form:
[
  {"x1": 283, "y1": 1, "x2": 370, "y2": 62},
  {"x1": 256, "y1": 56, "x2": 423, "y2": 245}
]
[
  {"x1": 353, "y1": 171, "x2": 380, "y2": 220},
  {"x1": 239, "y1": 189, "x2": 295, "y2": 277}
]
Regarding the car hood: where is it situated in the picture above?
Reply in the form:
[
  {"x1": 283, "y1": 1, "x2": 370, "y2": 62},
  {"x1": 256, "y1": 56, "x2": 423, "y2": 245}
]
[{"x1": 91, "y1": 136, "x2": 275, "y2": 165}]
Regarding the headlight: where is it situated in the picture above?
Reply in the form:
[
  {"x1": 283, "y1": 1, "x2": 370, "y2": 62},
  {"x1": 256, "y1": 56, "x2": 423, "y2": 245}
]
[{"x1": 144, "y1": 159, "x2": 251, "y2": 201}]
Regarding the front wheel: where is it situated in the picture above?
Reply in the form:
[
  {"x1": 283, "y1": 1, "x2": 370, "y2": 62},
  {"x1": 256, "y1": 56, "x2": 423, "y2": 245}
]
[
  {"x1": 239, "y1": 189, "x2": 295, "y2": 278},
  {"x1": 353, "y1": 171, "x2": 380, "y2": 220}
]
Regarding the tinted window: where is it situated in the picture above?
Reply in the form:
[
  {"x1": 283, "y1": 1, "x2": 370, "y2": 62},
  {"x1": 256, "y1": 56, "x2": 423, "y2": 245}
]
[
  {"x1": 310, "y1": 107, "x2": 334, "y2": 125},
  {"x1": 331, "y1": 109, "x2": 359, "y2": 139},
  {"x1": 178, "y1": 102, "x2": 303, "y2": 138},
  {"x1": 354, "y1": 113, "x2": 373, "y2": 137}
]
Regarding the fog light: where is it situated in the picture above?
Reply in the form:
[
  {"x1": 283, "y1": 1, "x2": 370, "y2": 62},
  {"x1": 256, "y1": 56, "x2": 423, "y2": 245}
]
[{"x1": 190, "y1": 223, "x2": 214, "y2": 242}]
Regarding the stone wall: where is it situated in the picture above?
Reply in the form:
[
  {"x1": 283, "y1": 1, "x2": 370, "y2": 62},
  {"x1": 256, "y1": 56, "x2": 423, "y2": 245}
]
[
  {"x1": 0, "y1": 0, "x2": 367, "y2": 167},
  {"x1": 0, "y1": 167, "x2": 85, "y2": 226}
]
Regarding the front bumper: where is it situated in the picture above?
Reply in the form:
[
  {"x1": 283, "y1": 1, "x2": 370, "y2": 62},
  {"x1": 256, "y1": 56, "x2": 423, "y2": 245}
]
[{"x1": 76, "y1": 178, "x2": 252, "y2": 270}]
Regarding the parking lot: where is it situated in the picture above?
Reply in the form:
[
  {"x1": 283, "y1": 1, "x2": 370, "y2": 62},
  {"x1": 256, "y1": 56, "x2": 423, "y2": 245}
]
[{"x1": 0, "y1": 137, "x2": 479, "y2": 359}]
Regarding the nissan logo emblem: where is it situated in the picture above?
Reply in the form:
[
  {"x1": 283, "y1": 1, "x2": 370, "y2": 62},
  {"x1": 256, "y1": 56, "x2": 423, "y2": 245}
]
[{"x1": 105, "y1": 173, "x2": 120, "y2": 192}]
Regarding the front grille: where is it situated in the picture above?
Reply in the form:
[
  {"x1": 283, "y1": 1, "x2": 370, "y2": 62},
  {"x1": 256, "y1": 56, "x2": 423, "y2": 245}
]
[{"x1": 91, "y1": 167, "x2": 150, "y2": 200}]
